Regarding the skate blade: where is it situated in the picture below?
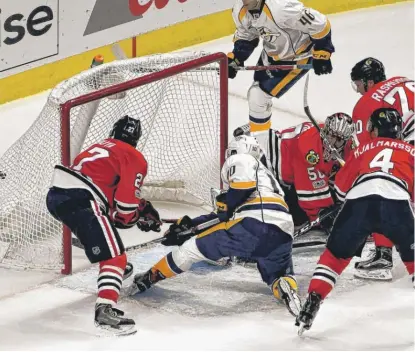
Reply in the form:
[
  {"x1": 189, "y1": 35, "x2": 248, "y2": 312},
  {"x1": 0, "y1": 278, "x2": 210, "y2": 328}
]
[
  {"x1": 96, "y1": 324, "x2": 137, "y2": 337},
  {"x1": 354, "y1": 268, "x2": 392, "y2": 281},
  {"x1": 297, "y1": 322, "x2": 308, "y2": 336},
  {"x1": 277, "y1": 279, "x2": 301, "y2": 317}
]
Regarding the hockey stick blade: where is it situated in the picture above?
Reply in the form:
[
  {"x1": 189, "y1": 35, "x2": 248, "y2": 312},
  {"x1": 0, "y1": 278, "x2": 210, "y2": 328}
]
[{"x1": 294, "y1": 204, "x2": 340, "y2": 239}]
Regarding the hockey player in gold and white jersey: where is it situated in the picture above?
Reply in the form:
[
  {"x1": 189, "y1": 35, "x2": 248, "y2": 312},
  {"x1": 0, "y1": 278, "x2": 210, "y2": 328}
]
[
  {"x1": 130, "y1": 136, "x2": 301, "y2": 317},
  {"x1": 228, "y1": 0, "x2": 334, "y2": 150}
]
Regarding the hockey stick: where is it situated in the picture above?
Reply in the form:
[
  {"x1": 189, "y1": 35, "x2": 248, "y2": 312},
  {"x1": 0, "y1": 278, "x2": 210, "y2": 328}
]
[
  {"x1": 111, "y1": 42, "x2": 312, "y2": 72},
  {"x1": 293, "y1": 240, "x2": 325, "y2": 248},
  {"x1": 293, "y1": 204, "x2": 340, "y2": 239},
  {"x1": 240, "y1": 64, "x2": 312, "y2": 71},
  {"x1": 303, "y1": 73, "x2": 346, "y2": 166},
  {"x1": 71, "y1": 217, "x2": 219, "y2": 251}
]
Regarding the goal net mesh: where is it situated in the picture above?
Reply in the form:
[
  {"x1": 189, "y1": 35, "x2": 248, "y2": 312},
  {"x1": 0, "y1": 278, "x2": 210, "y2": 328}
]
[{"x1": 0, "y1": 52, "x2": 224, "y2": 270}]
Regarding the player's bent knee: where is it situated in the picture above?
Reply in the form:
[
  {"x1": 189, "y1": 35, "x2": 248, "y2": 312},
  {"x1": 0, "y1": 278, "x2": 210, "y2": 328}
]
[
  {"x1": 171, "y1": 236, "x2": 208, "y2": 271},
  {"x1": 247, "y1": 82, "x2": 273, "y2": 119}
]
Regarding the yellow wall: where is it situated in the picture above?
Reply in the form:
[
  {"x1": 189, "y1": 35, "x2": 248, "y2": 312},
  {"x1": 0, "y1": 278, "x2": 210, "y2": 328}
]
[
  {"x1": 0, "y1": 10, "x2": 234, "y2": 104},
  {"x1": 0, "y1": 1, "x2": 410, "y2": 104}
]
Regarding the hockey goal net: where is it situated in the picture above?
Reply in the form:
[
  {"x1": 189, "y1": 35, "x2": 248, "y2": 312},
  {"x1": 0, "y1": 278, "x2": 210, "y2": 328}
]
[{"x1": 0, "y1": 52, "x2": 228, "y2": 274}]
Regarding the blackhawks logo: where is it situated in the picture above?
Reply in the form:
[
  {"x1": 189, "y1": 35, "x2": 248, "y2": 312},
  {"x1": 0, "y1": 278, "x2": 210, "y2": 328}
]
[{"x1": 306, "y1": 150, "x2": 320, "y2": 165}]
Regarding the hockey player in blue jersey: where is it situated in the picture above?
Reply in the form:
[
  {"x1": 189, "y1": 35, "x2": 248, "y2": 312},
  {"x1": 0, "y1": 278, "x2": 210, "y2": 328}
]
[{"x1": 129, "y1": 135, "x2": 301, "y2": 316}]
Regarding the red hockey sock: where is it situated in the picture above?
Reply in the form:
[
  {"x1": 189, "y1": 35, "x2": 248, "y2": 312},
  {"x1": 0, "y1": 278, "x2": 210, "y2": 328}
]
[
  {"x1": 309, "y1": 249, "x2": 351, "y2": 299},
  {"x1": 96, "y1": 253, "x2": 127, "y2": 306},
  {"x1": 373, "y1": 233, "x2": 394, "y2": 248},
  {"x1": 403, "y1": 261, "x2": 414, "y2": 275}
]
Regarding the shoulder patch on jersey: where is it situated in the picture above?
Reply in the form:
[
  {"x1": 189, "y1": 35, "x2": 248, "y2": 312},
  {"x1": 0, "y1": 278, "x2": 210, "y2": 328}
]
[
  {"x1": 135, "y1": 190, "x2": 141, "y2": 199},
  {"x1": 306, "y1": 150, "x2": 320, "y2": 165}
]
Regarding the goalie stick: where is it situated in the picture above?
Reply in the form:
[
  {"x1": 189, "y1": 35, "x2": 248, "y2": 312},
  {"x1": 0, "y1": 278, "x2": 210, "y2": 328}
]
[{"x1": 303, "y1": 73, "x2": 346, "y2": 166}]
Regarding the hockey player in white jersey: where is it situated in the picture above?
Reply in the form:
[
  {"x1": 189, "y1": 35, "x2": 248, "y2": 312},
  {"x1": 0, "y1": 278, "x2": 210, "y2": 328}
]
[
  {"x1": 228, "y1": 0, "x2": 334, "y2": 149},
  {"x1": 129, "y1": 136, "x2": 301, "y2": 316}
]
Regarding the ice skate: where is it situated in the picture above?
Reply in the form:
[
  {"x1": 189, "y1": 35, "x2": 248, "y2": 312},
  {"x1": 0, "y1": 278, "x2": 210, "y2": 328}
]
[
  {"x1": 94, "y1": 304, "x2": 136, "y2": 336},
  {"x1": 354, "y1": 246, "x2": 393, "y2": 281},
  {"x1": 272, "y1": 276, "x2": 301, "y2": 317},
  {"x1": 295, "y1": 292, "x2": 322, "y2": 336}
]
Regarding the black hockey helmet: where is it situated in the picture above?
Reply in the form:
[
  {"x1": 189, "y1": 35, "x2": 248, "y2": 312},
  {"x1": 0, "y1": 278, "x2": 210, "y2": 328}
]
[
  {"x1": 367, "y1": 108, "x2": 403, "y2": 139},
  {"x1": 350, "y1": 57, "x2": 386, "y2": 91},
  {"x1": 109, "y1": 115, "x2": 142, "y2": 148}
]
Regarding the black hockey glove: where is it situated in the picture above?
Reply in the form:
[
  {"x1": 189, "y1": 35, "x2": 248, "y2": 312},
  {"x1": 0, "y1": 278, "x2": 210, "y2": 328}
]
[
  {"x1": 0, "y1": 170, "x2": 5, "y2": 179},
  {"x1": 227, "y1": 53, "x2": 243, "y2": 79},
  {"x1": 136, "y1": 200, "x2": 162, "y2": 232},
  {"x1": 161, "y1": 216, "x2": 194, "y2": 246},
  {"x1": 317, "y1": 205, "x2": 340, "y2": 233},
  {"x1": 312, "y1": 50, "x2": 333, "y2": 75},
  {"x1": 215, "y1": 192, "x2": 227, "y2": 213}
]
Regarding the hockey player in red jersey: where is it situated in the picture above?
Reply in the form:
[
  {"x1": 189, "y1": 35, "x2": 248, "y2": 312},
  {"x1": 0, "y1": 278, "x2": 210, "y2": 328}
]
[
  {"x1": 296, "y1": 108, "x2": 414, "y2": 335},
  {"x1": 234, "y1": 113, "x2": 355, "y2": 231},
  {"x1": 350, "y1": 57, "x2": 414, "y2": 279},
  {"x1": 46, "y1": 115, "x2": 162, "y2": 336},
  {"x1": 273, "y1": 113, "x2": 354, "y2": 230}
]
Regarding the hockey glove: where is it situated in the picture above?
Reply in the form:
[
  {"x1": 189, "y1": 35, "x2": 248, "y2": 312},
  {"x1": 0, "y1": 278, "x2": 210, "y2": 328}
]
[
  {"x1": 215, "y1": 192, "x2": 227, "y2": 213},
  {"x1": 110, "y1": 209, "x2": 140, "y2": 229},
  {"x1": 137, "y1": 200, "x2": 162, "y2": 232},
  {"x1": 312, "y1": 50, "x2": 333, "y2": 75},
  {"x1": 0, "y1": 170, "x2": 5, "y2": 179},
  {"x1": 317, "y1": 205, "x2": 340, "y2": 234},
  {"x1": 161, "y1": 216, "x2": 194, "y2": 246},
  {"x1": 227, "y1": 53, "x2": 243, "y2": 79}
]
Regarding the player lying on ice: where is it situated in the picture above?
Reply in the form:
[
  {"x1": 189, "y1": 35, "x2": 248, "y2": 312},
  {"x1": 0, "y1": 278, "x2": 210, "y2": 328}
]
[
  {"x1": 128, "y1": 135, "x2": 302, "y2": 317},
  {"x1": 46, "y1": 115, "x2": 162, "y2": 336},
  {"x1": 295, "y1": 108, "x2": 415, "y2": 335},
  {"x1": 234, "y1": 113, "x2": 356, "y2": 233},
  {"x1": 348, "y1": 57, "x2": 414, "y2": 280}
]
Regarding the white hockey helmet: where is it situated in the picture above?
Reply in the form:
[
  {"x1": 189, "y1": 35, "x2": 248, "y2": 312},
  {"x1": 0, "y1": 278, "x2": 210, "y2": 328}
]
[
  {"x1": 225, "y1": 135, "x2": 261, "y2": 160},
  {"x1": 322, "y1": 112, "x2": 355, "y2": 161},
  {"x1": 242, "y1": 0, "x2": 261, "y2": 11}
]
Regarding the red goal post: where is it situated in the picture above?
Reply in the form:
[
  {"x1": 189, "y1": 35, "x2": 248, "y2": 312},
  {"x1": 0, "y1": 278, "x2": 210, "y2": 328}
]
[
  {"x1": 0, "y1": 52, "x2": 228, "y2": 274},
  {"x1": 60, "y1": 52, "x2": 229, "y2": 274}
]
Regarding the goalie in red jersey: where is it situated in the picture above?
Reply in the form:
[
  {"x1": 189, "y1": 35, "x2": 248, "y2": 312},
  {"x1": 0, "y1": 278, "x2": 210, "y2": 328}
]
[
  {"x1": 296, "y1": 108, "x2": 414, "y2": 335},
  {"x1": 235, "y1": 113, "x2": 355, "y2": 233},
  {"x1": 349, "y1": 57, "x2": 414, "y2": 279},
  {"x1": 46, "y1": 115, "x2": 162, "y2": 336}
]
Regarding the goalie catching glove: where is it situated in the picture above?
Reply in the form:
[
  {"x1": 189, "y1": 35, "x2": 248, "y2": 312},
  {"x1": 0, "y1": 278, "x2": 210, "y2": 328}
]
[
  {"x1": 161, "y1": 216, "x2": 194, "y2": 246},
  {"x1": 136, "y1": 199, "x2": 162, "y2": 232}
]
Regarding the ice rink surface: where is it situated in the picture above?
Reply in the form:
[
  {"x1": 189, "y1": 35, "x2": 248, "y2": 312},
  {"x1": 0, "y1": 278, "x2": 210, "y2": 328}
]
[{"x1": 0, "y1": 2, "x2": 414, "y2": 350}]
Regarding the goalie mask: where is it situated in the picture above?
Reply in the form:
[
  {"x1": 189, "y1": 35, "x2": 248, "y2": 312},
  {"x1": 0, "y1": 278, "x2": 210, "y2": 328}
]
[
  {"x1": 322, "y1": 113, "x2": 355, "y2": 161},
  {"x1": 225, "y1": 135, "x2": 261, "y2": 160},
  {"x1": 110, "y1": 115, "x2": 142, "y2": 148}
]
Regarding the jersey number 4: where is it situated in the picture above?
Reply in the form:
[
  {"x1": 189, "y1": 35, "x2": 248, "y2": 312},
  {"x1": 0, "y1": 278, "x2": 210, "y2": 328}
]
[{"x1": 369, "y1": 148, "x2": 394, "y2": 173}]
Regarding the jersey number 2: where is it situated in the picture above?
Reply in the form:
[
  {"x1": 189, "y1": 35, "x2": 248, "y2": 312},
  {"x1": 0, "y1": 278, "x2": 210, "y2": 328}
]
[
  {"x1": 369, "y1": 148, "x2": 394, "y2": 173},
  {"x1": 73, "y1": 147, "x2": 109, "y2": 171}
]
